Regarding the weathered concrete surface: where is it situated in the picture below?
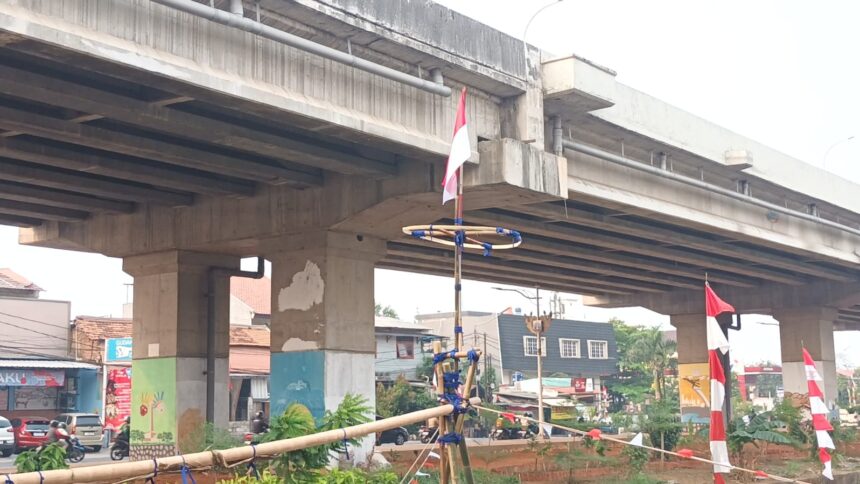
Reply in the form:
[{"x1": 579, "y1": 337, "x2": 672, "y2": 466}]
[
  {"x1": 543, "y1": 55, "x2": 616, "y2": 116},
  {"x1": 774, "y1": 306, "x2": 838, "y2": 407},
  {"x1": 122, "y1": 250, "x2": 236, "y2": 457}
]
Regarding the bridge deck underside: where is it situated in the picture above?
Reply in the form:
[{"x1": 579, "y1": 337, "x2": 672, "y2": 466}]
[{"x1": 1, "y1": 39, "x2": 858, "y2": 313}]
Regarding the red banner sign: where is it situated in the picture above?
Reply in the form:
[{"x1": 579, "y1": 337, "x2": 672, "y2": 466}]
[{"x1": 104, "y1": 367, "x2": 132, "y2": 431}]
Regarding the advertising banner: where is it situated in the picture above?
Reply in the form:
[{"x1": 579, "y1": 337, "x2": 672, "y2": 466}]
[
  {"x1": 105, "y1": 367, "x2": 132, "y2": 431},
  {"x1": 0, "y1": 369, "x2": 64, "y2": 387},
  {"x1": 105, "y1": 337, "x2": 133, "y2": 363}
]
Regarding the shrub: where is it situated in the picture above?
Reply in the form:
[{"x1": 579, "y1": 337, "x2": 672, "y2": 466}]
[{"x1": 15, "y1": 443, "x2": 69, "y2": 473}]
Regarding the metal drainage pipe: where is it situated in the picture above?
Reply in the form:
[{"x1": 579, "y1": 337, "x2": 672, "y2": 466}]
[
  {"x1": 206, "y1": 256, "x2": 265, "y2": 424},
  {"x1": 562, "y1": 139, "x2": 860, "y2": 239},
  {"x1": 149, "y1": 0, "x2": 451, "y2": 97}
]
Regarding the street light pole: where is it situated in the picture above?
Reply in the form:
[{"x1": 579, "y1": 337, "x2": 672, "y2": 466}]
[{"x1": 823, "y1": 135, "x2": 855, "y2": 172}]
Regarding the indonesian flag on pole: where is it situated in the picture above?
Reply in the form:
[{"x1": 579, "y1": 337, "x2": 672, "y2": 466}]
[
  {"x1": 442, "y1": 87, "x2": 469, "y2": 204},
  {"x1": 804, "y1": 348, "x2": 835, "y2": 479},
  {"x1": 706, "y1": 283, "x2": 734, "y2": 482}
]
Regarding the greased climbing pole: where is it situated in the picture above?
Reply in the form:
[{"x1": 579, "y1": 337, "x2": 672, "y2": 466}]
[{"x1": 402, "y1": 86, "x2": 523, "y2": 484}]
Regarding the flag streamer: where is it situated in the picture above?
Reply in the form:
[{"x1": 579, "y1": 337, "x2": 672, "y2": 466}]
[
  {"x1": 804, "y1": 347, "x2": 835, "y2": 480},
  {"x1": 705, "y1": 283, "x2": 734, "y2": 482}
]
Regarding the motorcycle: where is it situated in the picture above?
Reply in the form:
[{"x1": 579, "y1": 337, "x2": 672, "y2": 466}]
[
  {"x1": 65, "y1": 436, "x2": 86, "y2": 463},
  {"x1": 418, "y1": 425, "x2": 437, "y2": 444},
  {"x1": 110, "y1": 435, "x2": 129, "y2": 461},
  {"x1": 490, "y1": 425, "x2": 535, "y2": 441},
  {"x1": 244, "y1": 429, "x2": 268, "y2": 446}
]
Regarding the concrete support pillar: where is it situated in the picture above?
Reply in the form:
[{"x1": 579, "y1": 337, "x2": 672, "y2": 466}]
[
  {"x1": 671, "y1": 314, "x2": 710, "y2": 423},
  {"x1": 266, "y1": 231, "x2": 385, "y2": 461},
  {"x1": 774, "y1": 307, "x2": 838, "y2": 409},
  {"x1": 123, "y1": 251, "x2": 238, "y2": 459}
]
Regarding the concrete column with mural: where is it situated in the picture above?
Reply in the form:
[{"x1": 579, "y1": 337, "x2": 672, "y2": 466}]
[
  {"x1": 123, "y1": 251, "x2": 237, "y2": 459},
  {"x1": 671, "y1": 313, "x2": 711, "y2": 423},
  {"x1": 773, "y1": 306, "x2": 838, "y2": 409},
  {"x1": 266, "y1": 231, "x2": 384, "y2": 461}
]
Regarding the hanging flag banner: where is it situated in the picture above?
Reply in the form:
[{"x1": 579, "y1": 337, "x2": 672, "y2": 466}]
[
  {"x1": 441, "y1": 87, "x2": 469, "y2": 204},
  {"x1": 705, "y1": 283, "x2": 733, "y2": 483},
  {"x1": 630, "y1": 432, "x2": 644, "y2": 446},
  {"x1": 804, "y1": 348, "x2": 835, "y2": 480}
]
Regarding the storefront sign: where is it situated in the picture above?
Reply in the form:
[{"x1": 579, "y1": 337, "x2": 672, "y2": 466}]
[
  {"x1": 105, "y1": 367, "x2": 132, "y2": 430},
  {"x1": 573, "y1": 378, "x2": 586, "y2": 393},
  {"x1": 551, "y1": 405, "x2": 575, "y2": 420},
  {"x1": 0, "y1": 370, "x2": 64, "y2": 387},
  {"x1": 105, "y1": 337, "x2": 133, "y2": 363}
]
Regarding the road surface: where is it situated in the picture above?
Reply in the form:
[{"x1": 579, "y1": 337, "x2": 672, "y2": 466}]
[{"x1": 0, "y1": 447, "x2": 113, "y2": 474}]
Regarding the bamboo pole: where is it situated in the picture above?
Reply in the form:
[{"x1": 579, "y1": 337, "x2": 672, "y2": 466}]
[
  {"x1": 438, "y1": 413, "x2": 450, "y2": 484},
  {"x1": 433, "y1": 350, "x2": 482, "y2": 360},
  {"x1": 453, "y1": 360, "x2": 478, "y2": 484},
  {"x1": 6, "y1": 399, "x2": 480, "y2": 484},
  {"x1": 433, "y1": 341, "x2": 444, "y2": 395}
]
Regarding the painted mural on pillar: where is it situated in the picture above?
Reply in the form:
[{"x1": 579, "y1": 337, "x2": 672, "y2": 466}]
[
  {"x1": 270, "y1": 351, "x2": 325, "y2": 419},
  {"x1": 130, "y1": 358, "x2": 176, "y2": 457},
  {"x1": 678, "y1": 362, "x2": 711, "y2": 423}
]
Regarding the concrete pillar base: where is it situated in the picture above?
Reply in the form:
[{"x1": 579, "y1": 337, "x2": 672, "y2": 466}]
[
  {"x1": 124, "y1": 251, "x2": 236, "y2": 459},
  {"x1": 267, "y1": 231, "x2": 384, "y2": 464},
  {"x1": 671, "y1": 314, "x2": 710, "y2": 423},
  {"x1": 774, "y1": 307, "x2": 838, "y2": 409}
]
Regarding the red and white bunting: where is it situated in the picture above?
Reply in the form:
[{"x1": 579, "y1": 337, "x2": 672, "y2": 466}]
[
  {"x1": 705, "y1": 283, "x2": 734, "y2": 483},
  {"x1": 441, "y1": 87, "x2": 469, "y2": 205},
  {"x1": 804, "y1": 347, "x2": 835, "y2": 479}
]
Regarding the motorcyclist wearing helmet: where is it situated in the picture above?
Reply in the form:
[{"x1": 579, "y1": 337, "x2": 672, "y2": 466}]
[
  {"x1": 54, "y1": 422, "x2": 72, "y2": 453},
  {"x1": 46, "y1": 420, "x2": 60, "y2": 444},
  {"x1": 117, "y1": 416, "x2": 131, "y2": 445},
  {"x1": 250, "y1": 411, "x2": 268, "y2": 434}
]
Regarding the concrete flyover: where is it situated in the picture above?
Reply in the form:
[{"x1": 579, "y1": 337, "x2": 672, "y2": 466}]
[{"x1": 1, "y1": 0, "x2": 858, "y2": 457}]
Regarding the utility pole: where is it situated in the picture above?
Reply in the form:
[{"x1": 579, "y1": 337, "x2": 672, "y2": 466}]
[{"x1": 483, "y1": 332, "x2": 488, "y2": 401}]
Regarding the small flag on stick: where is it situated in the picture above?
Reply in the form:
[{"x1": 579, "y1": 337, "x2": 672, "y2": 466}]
[{"x1": 441, "y1": 88, "x2": 470, "y2": 204}]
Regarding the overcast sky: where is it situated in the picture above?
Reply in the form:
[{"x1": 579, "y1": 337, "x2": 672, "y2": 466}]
[{"x1": 1, "y1": 0, "x2": 858, "y2": 366}]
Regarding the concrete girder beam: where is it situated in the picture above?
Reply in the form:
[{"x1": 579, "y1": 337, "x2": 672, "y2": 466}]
[
  {"x1": 516, "y1": 202, "x2": 853, "y2": 282},
  {"x1": 587, "y1": 279, "x2": 860, "y2": 315},
  {"x1": 468, "y1": 210, "x2": 803, "y2": 285},
  {"x1": 0, "y1": 138, "x2": 256, "y2": 198},
  {"x1": 565, "y1": 149, "x2": 860, "y2": 269},
  {"x1": 0, "y1": 65, "x2": 394, "y2": 179},
  {"x1": 0, "y1": 180, "x2": 134, "y2": 214}
]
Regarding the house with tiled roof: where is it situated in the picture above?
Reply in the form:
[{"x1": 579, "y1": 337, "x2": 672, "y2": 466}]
[
  {"x1": 229, "y1": 276, "x2": 271, "y2": 326},
  {"x1": 0, "y1": 267, "x2": 44, "y2": 298}
]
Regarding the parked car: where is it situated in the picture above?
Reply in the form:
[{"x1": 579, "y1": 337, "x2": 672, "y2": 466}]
[
  {"x1": 0, "y1": 417, "x2": 13, "y2": 457},
  {"x1": 9, "y1": 417, "x2": 51, "y2": 453},
  {"x1": 55, "y1": 413, "x2": 103, "y2": 451},
  {"x1": 374, "y1": 416, "x2": 408, "y2": 446}
]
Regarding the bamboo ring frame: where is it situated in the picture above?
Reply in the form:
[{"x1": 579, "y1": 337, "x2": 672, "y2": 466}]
[{"x1": 401, "y1": 224, "x2": 522, "y2": 251}]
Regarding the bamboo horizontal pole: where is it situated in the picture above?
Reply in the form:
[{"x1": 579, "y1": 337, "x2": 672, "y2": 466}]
[
  {"x1": 434, "y1": 349, "x2": 481, "y2": 360},
  {"x1": 9, "y1": 399, "x2": 480, "y2": 484}
]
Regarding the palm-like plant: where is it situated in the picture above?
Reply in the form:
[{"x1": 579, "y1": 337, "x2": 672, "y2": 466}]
[
  {"x1": 726, "y1": 411, "x2": 797, "y2": 470},
  {"x1": 627, "y1": 328, "x2": 676, "y2": 402}
]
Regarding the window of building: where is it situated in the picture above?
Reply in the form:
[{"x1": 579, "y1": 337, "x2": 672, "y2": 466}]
[
  {"x1": 523, "y1": 336, "x2": 546, "y2": 356},
  {"x1": 559, "y1": 338, "x2": 580, "y2": 358},
  {"x1": 396, "y1": 336, "x2": 415, "y2": 359},
  {"x1": 588, "y1": 340, "x2": 608, "y2": 359}
]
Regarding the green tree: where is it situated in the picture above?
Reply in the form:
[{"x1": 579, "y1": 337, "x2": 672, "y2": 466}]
[
  {"x1": 376, "y1": 376, "x2": 435, "y2": 430},
  {"x1": 374, "y1": 304, "x2": 399, "y2": 319},
  {"x1": 627, "y1": 327, "x2": 676, "y2": 402},
  {"x1": 478, "y1": 365, "x2": 497, "y2": 401}
]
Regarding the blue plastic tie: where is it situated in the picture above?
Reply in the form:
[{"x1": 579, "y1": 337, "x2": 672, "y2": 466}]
[
  {"x1": 341, "y1": 428, "x2": 351, "y2": 460},
  {"x1": 180, "y1": 456, "x2": 196, "y2": 484},
  {"x1": 511, "y1": 230, "x2": 522, "y2": 243},
  {"x1": 438, "y1": 433, "x2": 463, "y2": 446},
  {"x1": 443, "y1": 371, "x2": 461, "y2": 391},
  {"x1": 454, "y1": 218, "x2": 463, "y2": 225},
  {"x1": 454, "y1": 230, "x2": 465, "y2": 247},
  {"x1": 444, "y1": 393, "x2": 468, "y2": 414},
  {"x1": 5, "y1": 474, "x2": 13, "y2": 484},
  {"x1": 37, "y1": 472, "x2": 43, "y2": 484},
  {"x1": 496, "y1": 227, "x2": 505, "y2": 234},
  {"x1": 454, "y1": 326, "x2": 463, "y2": 334},
  {"x1": 467, "y1": 349, "x2": 480, "y2": 363},
  {"x1": 411, "y1": 230, "x2": 426, "y2": 239},
  {"x1": 482, "y1": 242, "x2": 492, "y2": 256},
  {"x1": 247, "y1": 445, "x2": 260, "y2": 479},
  {"x1": 145, "y1": 459, "x2": 158, "y2": 483},
  {"x1": 433, "y1": 352, "x2": 447, "y2": 365},
  {"x1": 448, "y1": 349, "x2": 458, "y2": 359}
]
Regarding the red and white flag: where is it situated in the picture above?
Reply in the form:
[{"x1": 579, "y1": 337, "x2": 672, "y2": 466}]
[
  {"x1": 441, "y1": 87, "x2": 470, "y2": 204},
  {"x1": 804, "y1": 347, "x2": 835, "y2": 479},
  {"x1": 705, "y1": 283, "x2": 733, "y2": 483}
]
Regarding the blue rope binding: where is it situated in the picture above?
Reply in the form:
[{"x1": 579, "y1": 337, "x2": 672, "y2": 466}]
[
  {"x1": 443, "y1": 371, "x2": 461, "y2": 391},
  {"x1": 454, "y1": 326, "x2": 464, "y2": 334},
  {"x1": 180, "y1": 456, "x2": 197, "y2": 484},
  {"x1": 341, "y1": 428, "x2": 351, "y2": 461},
  {"x1": 438, "y1": 433, "x2": 463, "y2": 446},
  {"x1": 467, "y1": 349, "x2": 480, "y2": 363},
  {"x1": 5, "y1": 474, "x2": 13, "y2": 484},
  {"x1": 145, "y1": 459, "x2": 158, "y2": 483},
  {"x1": 481, "y1": 242, "x2": 492, "y2": 256},
  {"x1": 247, "y1": 444, "x2": 260, "y2": 479}
]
